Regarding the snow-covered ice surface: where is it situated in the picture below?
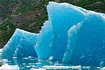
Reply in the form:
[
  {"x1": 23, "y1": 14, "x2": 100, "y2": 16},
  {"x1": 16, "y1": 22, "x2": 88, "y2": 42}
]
[{"x1": 1, "y1": 1, "x2": 105, "y2": 69}]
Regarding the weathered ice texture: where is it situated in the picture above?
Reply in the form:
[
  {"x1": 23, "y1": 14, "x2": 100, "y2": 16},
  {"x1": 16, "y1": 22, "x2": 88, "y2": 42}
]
[{"x1": 2, "y1": 28, "x2": 38, "y2": 57}]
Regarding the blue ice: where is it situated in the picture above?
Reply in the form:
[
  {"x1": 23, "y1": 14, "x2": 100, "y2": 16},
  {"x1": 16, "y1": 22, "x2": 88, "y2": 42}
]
[
  {"x1": 63, "y1": 13, "x2": 105, "y2": 66},
  {"x1": 35, "y1": 2, "x2": 86, "y2": 61},
  {"x1": 47, "y1": 2, "x2": 85, "y2": 61},
  {"x1": 35, "y1": 20, "x2": 53, "y2": 60},
  {"x1": 2, "y1": 2, "x2": 105, "y2": 66},
  {"x1": 1, "y1": 28, "x2": 38, "y2": 57}
]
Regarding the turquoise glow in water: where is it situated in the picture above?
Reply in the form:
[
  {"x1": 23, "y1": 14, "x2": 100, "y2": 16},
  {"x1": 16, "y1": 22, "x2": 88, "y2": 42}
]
[{"x1": 0, "y1": 56, "x2": 105, "y2": 70}]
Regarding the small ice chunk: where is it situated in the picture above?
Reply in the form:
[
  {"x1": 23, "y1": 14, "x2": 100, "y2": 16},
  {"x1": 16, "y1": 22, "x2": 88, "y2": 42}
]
[{"x1": 49, "y1": 56, "x2": 53, "y2": 61}]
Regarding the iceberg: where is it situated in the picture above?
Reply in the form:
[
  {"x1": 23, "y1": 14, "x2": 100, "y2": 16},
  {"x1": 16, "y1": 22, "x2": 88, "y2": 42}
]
[
  {"x1": 35, "y1": 2, "x2": 86, "y2": 61},
  {"x1": 35, "y1": 2, "x2": 105, "y2": 66},
  {"x1": 47, "y1": 2, "x2": 86, "y2": 61},
  {"x1": 1, "y1": 28, "x2": 38, "y2": 57},
  {"x1": 1, "y1": 1, "x2": 105, "y2": 66},
  {"x1": 63, "y1": 13, "x2": 105, "y2": 66},
  {"x1": 35, "y1": 20, "x2": 53, "y2": 60}
]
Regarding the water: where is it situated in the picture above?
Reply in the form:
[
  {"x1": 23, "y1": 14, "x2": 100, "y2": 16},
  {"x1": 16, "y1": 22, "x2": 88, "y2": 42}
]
[{"x1": 0, "y1": 56, "x2": 104, "y2": 70}]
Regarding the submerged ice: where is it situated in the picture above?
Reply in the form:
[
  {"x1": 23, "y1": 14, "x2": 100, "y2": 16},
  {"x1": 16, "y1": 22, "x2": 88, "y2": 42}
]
[{"x1": 2, "y1": 2, "x2": 105, "y2": 66}]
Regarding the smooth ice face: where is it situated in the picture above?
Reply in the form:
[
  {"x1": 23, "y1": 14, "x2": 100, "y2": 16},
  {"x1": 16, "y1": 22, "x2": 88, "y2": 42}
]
[
  {"x1": 47, "y1": 2, "x2": 85, "y2": 61},
  {"x1": 35, "y1": 20, "x2": 53, "y2": 60},
  {"x1": 1, "y1": 28, "x2": 38, "y2": 57},
  {"x1": 35, "y1": 2, "x2": 87, "y2": 61},
  {"x1": 63, "y1": 13, "x2": 105, "y2": 66}
]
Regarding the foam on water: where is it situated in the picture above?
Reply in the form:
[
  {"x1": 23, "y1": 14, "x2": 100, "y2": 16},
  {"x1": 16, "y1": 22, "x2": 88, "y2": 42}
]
[{"x1": 0, "y1": 64, "x2": 19, "y2": 70}]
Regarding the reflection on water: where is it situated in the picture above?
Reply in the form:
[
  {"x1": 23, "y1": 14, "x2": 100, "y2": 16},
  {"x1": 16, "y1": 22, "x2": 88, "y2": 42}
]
[{"x1": 0, "y1": 56, "x2": 104, "y2": 70}]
